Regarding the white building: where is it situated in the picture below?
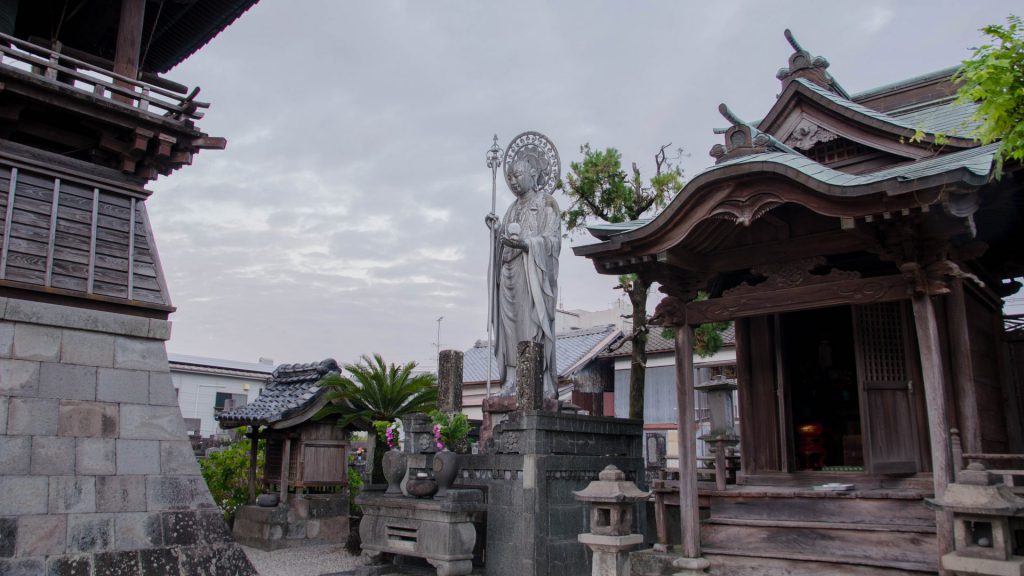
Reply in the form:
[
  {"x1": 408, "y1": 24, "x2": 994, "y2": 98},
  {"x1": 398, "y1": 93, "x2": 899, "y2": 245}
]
[{"x1": 169, "y1": 353, "x2": 275, "y2": 437}]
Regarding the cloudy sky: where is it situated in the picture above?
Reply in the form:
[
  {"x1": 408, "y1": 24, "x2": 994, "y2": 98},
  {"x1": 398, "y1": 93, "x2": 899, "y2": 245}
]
[{"x1": 148, "y1": 1, "x2": 1019, "y2": 370}]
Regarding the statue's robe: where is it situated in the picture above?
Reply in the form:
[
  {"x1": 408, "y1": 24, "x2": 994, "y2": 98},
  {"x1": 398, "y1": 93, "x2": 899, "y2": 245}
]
[{"x1": 493, "y1": 191, "x2": 560, "y2": 398}]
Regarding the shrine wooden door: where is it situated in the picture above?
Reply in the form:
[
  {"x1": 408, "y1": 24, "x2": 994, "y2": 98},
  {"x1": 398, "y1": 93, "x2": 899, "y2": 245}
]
[{"x1": 853, "y1": 302, "x2": 921, "y2": 475}]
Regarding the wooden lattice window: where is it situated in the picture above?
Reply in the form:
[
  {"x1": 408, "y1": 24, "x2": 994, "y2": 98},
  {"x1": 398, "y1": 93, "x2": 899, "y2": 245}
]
[{"x1": 805, "y1": 138, "x2": 872, "y2": 165}]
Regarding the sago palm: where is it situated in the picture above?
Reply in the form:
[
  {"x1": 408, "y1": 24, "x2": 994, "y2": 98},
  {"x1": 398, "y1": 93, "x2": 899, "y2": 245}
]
[{"x1": 317, "y1": 353, "x2": 437, "y2": 483}]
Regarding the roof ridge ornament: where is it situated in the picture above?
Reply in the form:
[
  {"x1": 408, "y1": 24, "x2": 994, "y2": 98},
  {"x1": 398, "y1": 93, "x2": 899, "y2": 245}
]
[
  {"x1": 776, "y1": 29, "x2": 850, "y2": 99},
  {"x1": 711, "y1": 103, "x2": 798, "y2": 163}
]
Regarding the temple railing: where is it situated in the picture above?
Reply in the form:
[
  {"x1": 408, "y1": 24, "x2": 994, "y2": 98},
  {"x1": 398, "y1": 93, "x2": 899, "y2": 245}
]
[
  {"x1": 1005, "y1": 313, "x2": 1024, "y2": 334},
  {"x1": 0, "y1": 31, "x2": 208, "y2": 121}
]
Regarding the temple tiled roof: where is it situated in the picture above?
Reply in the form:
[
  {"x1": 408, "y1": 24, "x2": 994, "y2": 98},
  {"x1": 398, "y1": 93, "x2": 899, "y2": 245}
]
[
  {"x1": 216, "y1": 358, "x2": 340, "y2": 428},
  {"x1": 584, "y1": 142, "x2": 999, "y2": 241},
  {"x1": 463, "y1": 324, "x2": 620, "y2": 383}
]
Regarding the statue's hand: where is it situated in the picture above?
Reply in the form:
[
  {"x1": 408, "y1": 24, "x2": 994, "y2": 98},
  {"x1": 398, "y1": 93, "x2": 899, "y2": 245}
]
[
  {"x1": 485, "y1": 213, "x2": 499, "y2": 229},
  {"x1": 501, "y1": 235, "x2": 528, "y2": 251}
]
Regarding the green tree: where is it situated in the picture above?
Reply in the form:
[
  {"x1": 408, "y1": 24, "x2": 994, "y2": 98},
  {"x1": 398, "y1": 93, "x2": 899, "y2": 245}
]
[
  {"x1": 315, "y1": 354, "x2": 437, "y2": 484},
  {"x1": 562, "y1": 144, "x2": 683, "y2": 420},
  {"x1": 955, "y1": 14, "x2": 1024, "y2": 176},
  {"x1": 199, "y1": 435, "x2": 266, "y2": 521}
]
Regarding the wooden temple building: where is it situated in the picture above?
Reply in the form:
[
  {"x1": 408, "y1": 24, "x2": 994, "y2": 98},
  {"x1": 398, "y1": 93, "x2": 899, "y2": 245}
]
[
  {"x1": 216, "y1": 359, "x2": 353, "y2": 550},
  {"x1": 577, "y1": 31, "x2": 1024, "y2": 575}
]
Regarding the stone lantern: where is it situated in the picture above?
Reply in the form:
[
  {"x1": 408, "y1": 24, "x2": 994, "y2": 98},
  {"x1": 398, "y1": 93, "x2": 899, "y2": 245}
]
[
  {"x1": 573, "y1": 465, "x2": 650, "y2": 576},
  {"x1": 928, "y1": 462, "x2": 1024, "y2": 575},
  {"x1": 695, "y1": 374, "x2": 739, "y2": 490}
]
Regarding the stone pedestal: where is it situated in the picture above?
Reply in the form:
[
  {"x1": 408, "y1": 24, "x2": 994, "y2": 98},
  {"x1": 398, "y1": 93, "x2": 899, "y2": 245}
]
[
  {"x1": 579, "y1": 533, "x2": 643, "y2": 576},
  {"x1": 232, "y1": 494, "x2": 349, "y2": 550},
  {"x1": 458, "y1": 412, "x2": 644, "y2": 576},
  {"x1": 356, "y1": 489, "x2": 486, "y2": 576}
]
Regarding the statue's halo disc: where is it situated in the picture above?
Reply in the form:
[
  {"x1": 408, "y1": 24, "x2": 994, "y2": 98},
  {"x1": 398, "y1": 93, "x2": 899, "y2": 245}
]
[{"x1": 502, "y1": 131, "x2": 561, "y2": 196}]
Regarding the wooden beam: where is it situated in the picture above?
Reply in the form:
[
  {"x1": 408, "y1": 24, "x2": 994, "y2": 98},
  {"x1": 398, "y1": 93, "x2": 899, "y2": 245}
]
[
  {"x1": 710, "y1": 230, "x2": 868, "y2": 272},
  {"x1": 279, "y1": 436, "x2": 291, "y2": 504},
  {"x1": 674, "y1": 324, "x2": 701, "y2": 559},
  {"x1": 909, "y1": 292, "x2": 953, "y2": 562},
  {"x1": 113, "y1": 0, "x2": 146, "y2": 104},
  {"x1": 248, "y1": 429, "x2": 259, "y2": 504},
  {"x1": 946, "y1": 279, "x2": 981, "y2": 453},
  {"x1": 686, "y1": 275, "x2": 910, "y2": 324},
  {"x1": 0, "y1": 167, "x2": 18, "y2": 280}
]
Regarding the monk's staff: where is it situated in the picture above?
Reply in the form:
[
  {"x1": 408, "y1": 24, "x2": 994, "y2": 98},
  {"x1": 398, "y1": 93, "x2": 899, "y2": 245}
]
[{"x1": 485, "y1": 135, "x2": 503, "y2": 400}]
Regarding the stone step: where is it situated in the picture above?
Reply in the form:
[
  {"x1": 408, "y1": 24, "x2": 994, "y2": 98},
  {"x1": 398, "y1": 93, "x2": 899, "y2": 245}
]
[
  {"x1": 701, "y1": 519, "x2": 939, "y2": 573},
  {"x1": 708, "y1": 492, "x2": 935, "y2": 527},
  {"x1": 703, "y1": 553, "x2": 936, "y2": 576}
]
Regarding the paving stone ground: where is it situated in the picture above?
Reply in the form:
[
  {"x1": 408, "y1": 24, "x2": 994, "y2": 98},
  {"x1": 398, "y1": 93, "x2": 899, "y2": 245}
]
[{"x1": 241, "y1": 543, "x2": 366, "y2": 576}]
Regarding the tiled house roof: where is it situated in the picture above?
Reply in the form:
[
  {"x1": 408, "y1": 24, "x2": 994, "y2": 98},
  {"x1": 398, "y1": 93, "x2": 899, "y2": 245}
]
[
  {"x1": 215, "y1": 358, "x2": 340, "y2": 428},
  {"x1": 601, "y1": 324, "x2": 736, "y2": 358},
  {"x1": 463, "y1": 324, "x2": 620, "y2": 383}
]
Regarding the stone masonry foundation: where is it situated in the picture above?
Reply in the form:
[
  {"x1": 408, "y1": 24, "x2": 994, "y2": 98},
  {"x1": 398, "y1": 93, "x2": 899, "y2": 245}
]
[{"x1": 0, "y1": 297, "x2": 255, "y2": 575}]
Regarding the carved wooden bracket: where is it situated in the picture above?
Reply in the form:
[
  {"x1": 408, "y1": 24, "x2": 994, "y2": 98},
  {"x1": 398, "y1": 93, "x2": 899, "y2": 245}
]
[
  {"x1": 651, "y1": 296, "x2": 687, "y2": 327},
  {"x1": 783, "y1": 118, "x2": 839, "y2": 150},
  {"x1": 724, "y1": 256, "x2": 860, "y2": 297}
]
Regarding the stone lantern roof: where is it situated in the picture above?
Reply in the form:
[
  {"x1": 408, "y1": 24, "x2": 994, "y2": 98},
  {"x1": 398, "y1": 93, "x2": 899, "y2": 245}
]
[{"x1": 573, "y1": 465, "x2": 649, "y2": 503}]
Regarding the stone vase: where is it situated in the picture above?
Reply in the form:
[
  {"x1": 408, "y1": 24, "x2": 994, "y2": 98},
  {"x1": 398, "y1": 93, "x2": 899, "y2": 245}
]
[
  {"x1": 382, "y1": 449, "x2": 407, "y2": 495},
  {"x1": 432, "y1": 448, "x2": 459, "y2": 498}
]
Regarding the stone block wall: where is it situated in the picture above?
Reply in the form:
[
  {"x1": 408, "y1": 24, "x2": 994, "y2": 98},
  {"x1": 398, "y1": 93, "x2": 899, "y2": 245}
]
[
  {"x1": 455, "y1": 411, "x2": 644, "y2": 576},
  {"x1": 0, "y1": 297, "x2": 254, "y2": 575}
]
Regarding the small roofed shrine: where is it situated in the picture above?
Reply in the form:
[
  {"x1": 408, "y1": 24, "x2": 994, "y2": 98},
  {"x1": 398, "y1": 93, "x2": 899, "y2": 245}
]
[
  {"x1": 217, "y1": 359, "x2": 352, "y2": 549},
  {"x1": 576, "y1": 30, "x2": 1024, "y2": 575}
]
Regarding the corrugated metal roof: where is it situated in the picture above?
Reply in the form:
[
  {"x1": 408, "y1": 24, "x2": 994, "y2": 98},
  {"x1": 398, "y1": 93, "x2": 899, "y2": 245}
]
[
  {"x1": 463, "y1": 324, "x2": 619, "y2": 383},
  {"x1": 216, "y1": 359, "x2": 339, "y2": 427},
  {"x1": 168, "y1": 353, "x2": 275, "y2": 375}
]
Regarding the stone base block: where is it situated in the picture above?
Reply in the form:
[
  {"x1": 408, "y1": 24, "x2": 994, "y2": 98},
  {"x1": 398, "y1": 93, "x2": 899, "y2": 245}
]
[
  {"x1": 232, "y1": 495, "x2": 349, "y2": 550},
  {"x1": 356, "y1": 489, "x2": 485, "y2": 575}
]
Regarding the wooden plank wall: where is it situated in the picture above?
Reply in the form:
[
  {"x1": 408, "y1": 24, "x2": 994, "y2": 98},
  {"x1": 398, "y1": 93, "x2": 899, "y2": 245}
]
[
  {"x1": 965, "y1": 292, "x2": 1008, "y2": 453},
  {"x1": 0, "y1": 164, "x2": 168, "y2": 307}
]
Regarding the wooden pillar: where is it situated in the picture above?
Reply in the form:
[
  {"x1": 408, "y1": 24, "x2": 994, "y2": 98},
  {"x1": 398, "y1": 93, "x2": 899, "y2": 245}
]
[
  {"x1": 674, "y1": 324, "x2": 701, "y2": 559},
  {"x1": 946, "y1": 279, "x2": 981, "y2": 453},
  {"x1": 247, "y1": 429, "x2": 259, "y2": 504},
  {"x1": 279, "y1": 436, "x2": 291, "y2": 504},
  {"x1": 910, "y1": 293, "x2": 954, "y2": 560},
  {"x1": 113, "y1": 0, "x2": 145, "y2": 103}
]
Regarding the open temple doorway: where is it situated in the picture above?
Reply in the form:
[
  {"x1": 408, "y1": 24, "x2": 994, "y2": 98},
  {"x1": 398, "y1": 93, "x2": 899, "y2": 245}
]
[{"x1": 780, "y1": 306, "x2": 863, "y2": 472}]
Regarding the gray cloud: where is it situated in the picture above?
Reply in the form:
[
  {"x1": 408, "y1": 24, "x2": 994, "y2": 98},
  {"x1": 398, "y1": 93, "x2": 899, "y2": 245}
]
[{"x1": 147, "y1": 0, "x2": 1018, "y2": 370}]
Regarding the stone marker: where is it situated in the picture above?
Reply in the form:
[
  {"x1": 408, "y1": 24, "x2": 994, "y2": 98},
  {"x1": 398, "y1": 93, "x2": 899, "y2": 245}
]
[
  {"x1": 515, "y1": 341, "x2": 545, "y2": 410},
  {"x1": 437, "y1": 350, "x2": 464, "y2": 413}
]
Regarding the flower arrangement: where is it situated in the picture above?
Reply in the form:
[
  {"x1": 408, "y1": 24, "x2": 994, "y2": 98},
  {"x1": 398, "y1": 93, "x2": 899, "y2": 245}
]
[
  {"x1": 428, "y1": 410, "x2": 471, "y2": 452},
  {"x1": 372, "y1": 419, "x2": 401, "y2": 450}
]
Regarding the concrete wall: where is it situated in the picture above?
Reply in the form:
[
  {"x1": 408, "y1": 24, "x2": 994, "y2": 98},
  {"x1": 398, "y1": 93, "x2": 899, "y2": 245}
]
[
  {"x1": 171, "y1": 370, "x2": 264, "y2": 438},
  {"x1": 0, "y1": 297, "x2": 253, "y2": 575}
]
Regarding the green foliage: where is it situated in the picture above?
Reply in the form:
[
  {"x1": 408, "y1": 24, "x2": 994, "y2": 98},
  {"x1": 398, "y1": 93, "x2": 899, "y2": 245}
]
[
  {"x1": 955, "y1": 14, "x2": 1024, "y2": 176},
  {"x1": 199, "y1": 435, "x2": 265, "y2": 520},
  {"x1": 429, "y1": 410, "x2": 471, "y2": 450},
  {"x1": 562, "y1": 143, "x2": 683, "y2": 421},
  {"x1": 347, "y1": 455, "x2": 364, "y2": 515},
  {"x1": 661, "y1": 292, "x2": 730, "y2": 358},
  {"x1": 315, "y1": 354, "x2": 437, "y2": 483},
  {"x1": 316, "y1": 354, "x2": 438, "y2": 430},
  {"x1": 562, "y1": 144, "x2": 683, "y2": 232}
]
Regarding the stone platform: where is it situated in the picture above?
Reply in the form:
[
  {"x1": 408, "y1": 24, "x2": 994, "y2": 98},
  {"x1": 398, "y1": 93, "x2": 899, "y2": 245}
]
[
  {"x1": 457, "y1": 411, "x2": 644, "y2": 576},
  {"x1": 233, "y1": 494, "x2": 349, "y2": 550},
  {"x1": 356, "y1": 489, "x2": 486, "y2": 576}
]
